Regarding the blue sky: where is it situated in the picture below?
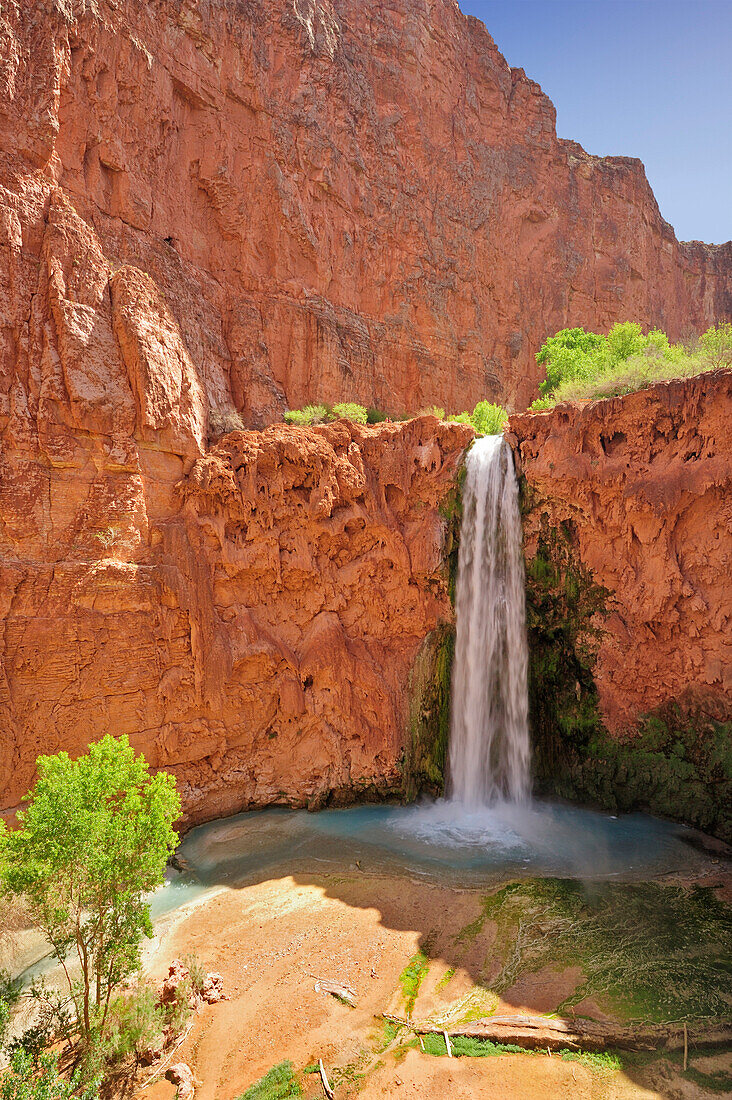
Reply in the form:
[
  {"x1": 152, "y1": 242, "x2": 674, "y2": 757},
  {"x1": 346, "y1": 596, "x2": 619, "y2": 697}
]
[{"x1": 460, "y1": 0, "x2": 731, "y2": 244}]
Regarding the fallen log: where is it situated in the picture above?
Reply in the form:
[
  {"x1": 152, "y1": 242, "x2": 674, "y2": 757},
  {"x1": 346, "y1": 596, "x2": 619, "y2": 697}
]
[
  {"x1": 381, "y1": 1013, "x2": 732, "y2": 1054},
  {"x1": 318, "y1": 1058, "x2": 334, "y2": 1099}
]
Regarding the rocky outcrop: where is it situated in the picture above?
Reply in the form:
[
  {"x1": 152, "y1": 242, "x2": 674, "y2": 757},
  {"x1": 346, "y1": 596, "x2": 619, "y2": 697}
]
[
  {"x1": 1, "y1": 0, "x2": 730, "y2": 434},
  {"x1": 508, "y1": 370, "x2": 732, "y2": 836},
  {"x1": 0, "y1": 182, "x2": 471, "y2": 822}
]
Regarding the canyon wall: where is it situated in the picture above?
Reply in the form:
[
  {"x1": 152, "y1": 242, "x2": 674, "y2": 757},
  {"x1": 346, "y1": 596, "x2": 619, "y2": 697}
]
[
  {"x1": 0, "y1": 171, "x2": 471, "y2": 822},
  {"x1": 0, "y1": 393, "x2": 470, "y2": 824},
  {"x1": 509, "y1": 370, "x2": 732, "y2": 837},
  {"x1": 1, "y1": 0, "x2": 731, "y2": 434}
]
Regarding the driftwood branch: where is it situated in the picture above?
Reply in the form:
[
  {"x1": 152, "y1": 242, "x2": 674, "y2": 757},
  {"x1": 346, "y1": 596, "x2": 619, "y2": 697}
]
[
  {"x1": 381, "y1": 1013, "x2": 732, "y2": 1054},
  {"x1": 313, "y1": 977, "x2": 357, "y2": 1007},
  {"x1": 318, "y1": 1058, "x2": 334, "y2": 1099}
]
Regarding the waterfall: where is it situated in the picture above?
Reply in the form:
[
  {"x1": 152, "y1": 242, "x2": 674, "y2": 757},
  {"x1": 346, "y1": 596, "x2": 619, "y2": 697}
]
[{"x1": 447, "y1": 435, "x2": 531, "y2": 805}]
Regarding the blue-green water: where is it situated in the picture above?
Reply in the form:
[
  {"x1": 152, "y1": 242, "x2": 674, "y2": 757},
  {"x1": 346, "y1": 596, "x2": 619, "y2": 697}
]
[
  {"x1": 10, "y1": 798, "x2": 719, "y2": 985},
  {"x1": 166, "y1": 798, "x2": 712, "y2": 897}
]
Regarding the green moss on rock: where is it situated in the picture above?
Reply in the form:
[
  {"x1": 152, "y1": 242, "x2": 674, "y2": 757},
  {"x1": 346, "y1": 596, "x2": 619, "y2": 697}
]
[
  {"x1": 523, "y1": 502, "x2": 731, "y2": 840},
  {"x1": 404, "y1": 623, "x2": 455, "y2": 798}
]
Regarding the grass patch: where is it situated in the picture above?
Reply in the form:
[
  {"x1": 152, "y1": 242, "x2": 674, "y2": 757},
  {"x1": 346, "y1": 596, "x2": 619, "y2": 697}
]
[
  {"x1": 399, "y1": 952, "x2": 430, "y2": 1017},
  {"x1": 560, "y1": 1049, "x2": 622, "y2": 1076},
  {"x1": 477, "y1": 879, "x2": 731, "y2": 1022},
  {"x1": 237, "y1": 1060, "x2": 302, "y2": 1100},
  {"x1": 416, "y1": 1033, "x2": 620, "y2": 1076}
]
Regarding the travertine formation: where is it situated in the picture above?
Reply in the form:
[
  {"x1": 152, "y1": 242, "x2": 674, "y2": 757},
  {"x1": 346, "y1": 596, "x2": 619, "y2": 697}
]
[
  {"x1": 1, "y1": 0, "x2": 730, "y2": 430},
  {"x1": 0, "y1": 190, "x2": 470, "y2": 820},
  {"x1": 509, "y1": 369, "x2": 732, "y2": 735}
]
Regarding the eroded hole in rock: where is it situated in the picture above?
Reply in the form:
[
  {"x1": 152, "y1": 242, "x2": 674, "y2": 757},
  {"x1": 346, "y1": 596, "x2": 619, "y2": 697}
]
[
  {"x1": 600, "y1": 430, "x2": 627, "y2": 456},
  {"x1": 385, "y1": 483, "x2": 405, "y2": 510}
]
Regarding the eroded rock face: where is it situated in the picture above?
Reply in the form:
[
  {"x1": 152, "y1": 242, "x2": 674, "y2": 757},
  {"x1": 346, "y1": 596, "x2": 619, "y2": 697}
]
[
  {"x1": 1, "y1": 0, "x2": 730, "y2": 432},
  {"x1": 509, "y1": 370, "x2": 732, "y2": 733},
  {"x1": 0, "y1": 187, "x2": 470, "y2": 827}
]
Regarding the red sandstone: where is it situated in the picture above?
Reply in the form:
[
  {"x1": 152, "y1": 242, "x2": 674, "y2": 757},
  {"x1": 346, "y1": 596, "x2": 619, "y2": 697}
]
[{"x1": 509, "y1": 369, "x2": 732, "y2": 734}]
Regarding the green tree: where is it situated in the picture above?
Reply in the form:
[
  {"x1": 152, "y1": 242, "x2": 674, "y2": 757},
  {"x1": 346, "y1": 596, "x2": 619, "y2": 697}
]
[
  {"x1": 606, "y1": 321, "x2": 645, "y2": 363},
  {"x1": 0, "y1": 736, "x2": 180, "y2": 1069},
  {"x1": 0, "y1": 1050, "x2": 98, "y2": 1100},
  {"x1": 535, "y1": 327, "x2": 608, "y2": 395},
  {"x1": 699, "y1": 321, "x2": 732, "y2": 368},
  {"x1": 469, "y1": 401, "x2": 508, "y2": 435}
]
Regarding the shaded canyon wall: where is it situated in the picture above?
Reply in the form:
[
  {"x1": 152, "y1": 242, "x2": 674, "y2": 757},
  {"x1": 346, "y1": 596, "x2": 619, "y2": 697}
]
[{"x1": 509, "y1": 370, "x2": 732, "y2": 838}]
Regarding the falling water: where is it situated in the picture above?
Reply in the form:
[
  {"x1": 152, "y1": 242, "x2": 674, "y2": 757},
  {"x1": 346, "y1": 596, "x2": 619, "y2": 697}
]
[{"x1": 448, "y1": 435, "x2": 531, "y2": 805}]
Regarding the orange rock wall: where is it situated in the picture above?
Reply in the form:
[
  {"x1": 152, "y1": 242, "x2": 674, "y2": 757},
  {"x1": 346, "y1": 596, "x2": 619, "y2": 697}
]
[
  {"x1": 0, "y1": 371, "x2": 469, "y2": 821},
  {"x1": 1, "y1": 0, "x2": 730, "y2": 432},
  {"x1": 508, "y1": 370, "x2": 732, "y2": 735},
  {"x1": 0, "y1": 172, "x2": 471, "y2": 822}
]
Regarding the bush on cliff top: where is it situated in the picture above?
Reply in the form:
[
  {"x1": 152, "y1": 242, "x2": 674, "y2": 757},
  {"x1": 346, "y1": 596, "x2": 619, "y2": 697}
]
[
  {"x1": 283, "y1": 400, "x2": 508, "y2": 432},
  {"x1": 530, "y1": 321, "x2": 731, "y2": 409},
  {"x1": 283, "y1": 402, "x2": 369, "y2": 425},
  {"x1": 449, "y1": 400, "x2": 508, "y2": 435}
]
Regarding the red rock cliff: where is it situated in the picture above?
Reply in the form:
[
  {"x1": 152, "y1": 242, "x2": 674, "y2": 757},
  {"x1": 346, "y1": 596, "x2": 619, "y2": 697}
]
[
  {"x1": 509, "y1": 369, "x2": 732, "y2": 735},
  {"x1": 1, "y1": 0, "x2": 730, "y2": 429},
  {"x1": 0, "y1": 250, "x2": 470, "y2": 824}
]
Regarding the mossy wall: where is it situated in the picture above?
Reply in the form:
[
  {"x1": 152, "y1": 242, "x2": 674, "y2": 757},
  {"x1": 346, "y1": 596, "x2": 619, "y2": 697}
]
[
  {"x1": 523, "y1": 498, "x2": 732, "y2": 841},
  {"x1": 404, "y1": 622, "x2": 455, "y2": 798},
  {"x1": 402, "y1": 453, "x2": 466, "y2": 797}
]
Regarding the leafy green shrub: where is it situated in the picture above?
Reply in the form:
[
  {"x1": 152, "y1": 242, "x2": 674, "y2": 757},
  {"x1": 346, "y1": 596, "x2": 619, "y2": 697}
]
[
  {"x1": 95, "y1": 986, "x2": 164, "y2": 1070},
  {"x1": 419, "y1": 406, "x2": 446, "y2": 419},
  {"x1": 332, "y1": 402, "x2": 368, "y2": 423},
  {"x1": 530, "y1": 322, "x2": 726, "y2": 409},
  {"x1": 447, "y1": 401, "x2": 508, "y2": 436},
  {"x1": 470, "y1": 400, "x2": 508, "y2": 435},
  {"x1": 0, "y1": 972, "x2": 20, "y2": 1047},
  {"x1": 237, "y1": 1060, "x2": 302, "y2": 1099},
  {"x1": 699, "y1": 321, "x2": 732, "y2": 368},
  {"x1": 366, "y1": 407, "x2": 387, "y2": 423},
  {"x1": 0, "y1": 1050, "x2": 98, "y2": 1100},
  {"x1": 283, "y1": 404, "x2": 330, "y2": 426},
  {"x1": 283, "y1": 402, "x2": 369, "y2": 425}
]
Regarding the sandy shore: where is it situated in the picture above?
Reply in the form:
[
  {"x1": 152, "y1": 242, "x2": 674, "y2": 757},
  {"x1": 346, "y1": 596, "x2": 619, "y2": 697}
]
[{"x1": 137, "y1": 870, "x2": 730, "y2": 1100}]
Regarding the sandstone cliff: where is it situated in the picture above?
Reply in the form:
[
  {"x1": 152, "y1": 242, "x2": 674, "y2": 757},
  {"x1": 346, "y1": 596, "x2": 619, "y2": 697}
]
[
  {"x1": 0, "y1": 192, "x2": 471, "y2": 822},
  {"x1": 509, "y1": 370, "x2": 732, "y2": 836},
  {"x1": 1, "y1": 0, "x2": 730, "y2": 432}
]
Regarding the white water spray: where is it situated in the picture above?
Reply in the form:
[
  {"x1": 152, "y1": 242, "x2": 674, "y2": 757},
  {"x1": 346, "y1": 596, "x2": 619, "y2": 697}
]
[{"x1": 447, "y1": 435, "x2": 531, "y2": 805}]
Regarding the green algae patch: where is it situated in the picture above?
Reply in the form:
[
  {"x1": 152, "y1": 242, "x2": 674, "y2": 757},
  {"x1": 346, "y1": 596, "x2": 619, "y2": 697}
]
[
  {"x1": 435, "y1": 966, "x2": 456, "y2": 992},
  {"x1": 557, "y1": 709, "x2": 732, "y2": 841},
  {"x1": 474, "y1": 879, "x2": 731, "y2": 1023},
  {"x1": 237, "y1": 1060, "x2": 302, "y2": 1099},
  {"x1": 402, "y1": 448, "x2": 466, "y2": 799},
  {"x1": 399, "y1": 951, "x2": 430, "y2": 1017}
]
